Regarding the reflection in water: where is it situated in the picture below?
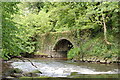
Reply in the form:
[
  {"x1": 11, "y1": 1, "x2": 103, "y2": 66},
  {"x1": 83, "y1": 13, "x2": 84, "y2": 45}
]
[{"x1": 11, "y1": 58, "x2": 119, "y2": 77}]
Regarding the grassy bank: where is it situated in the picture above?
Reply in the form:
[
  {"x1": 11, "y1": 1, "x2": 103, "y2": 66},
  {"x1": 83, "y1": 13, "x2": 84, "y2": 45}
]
[{"x1": 67, "y1": 32, "x2": 119, "y2": 63}]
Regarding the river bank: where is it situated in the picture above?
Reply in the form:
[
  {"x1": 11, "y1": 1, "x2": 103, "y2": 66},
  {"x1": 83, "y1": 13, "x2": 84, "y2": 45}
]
[
  {"x1": 29, "y1": 53, "x2": 120, "y2": 64},
  {"x1": 71, "y1": 56, "x2": 120, "y2": 64}
]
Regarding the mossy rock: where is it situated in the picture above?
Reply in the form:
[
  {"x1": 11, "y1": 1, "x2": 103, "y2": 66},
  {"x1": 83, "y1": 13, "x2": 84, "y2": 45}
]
[
  {"x1": 6, "y1": 68, "x2": 23, "y2": 74},
  {"x1": 70, "y1": 72, "x2": 78, "y2": 76},
  {"x1": 31, "y1": 70, "x2": 42, "y2": 74},
  {"x1": 3, "y1": 68, "x2": 23, "y2": 78},
  {"x1": 23, "y1": 70, "x2": 42, "y2": 77},
  {"x1": 13, "y1": 68, "x2": 23, "y2": 73},
  {"x1": 10, "y1": 73, "x2": 23, "y2": 78},
  {"x1": 23, "y1": 72, "x2": 39, "y2": 77}
]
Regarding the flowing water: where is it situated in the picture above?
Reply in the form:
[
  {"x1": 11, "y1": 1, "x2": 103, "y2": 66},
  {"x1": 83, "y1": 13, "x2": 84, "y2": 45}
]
[{"x1": 11, "y1": 58, "x2": 119, "y2": 78}]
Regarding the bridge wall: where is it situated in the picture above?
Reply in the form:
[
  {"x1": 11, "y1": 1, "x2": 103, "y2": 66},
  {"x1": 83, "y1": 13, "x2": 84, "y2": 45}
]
[{"x1": 36, "y1": 30, "x2": 91, "y2": 58}]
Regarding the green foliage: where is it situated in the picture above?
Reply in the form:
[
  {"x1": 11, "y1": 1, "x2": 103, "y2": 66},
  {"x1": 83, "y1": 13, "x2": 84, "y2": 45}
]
[
  {"x1": 67, "y1": 48, "x2": 80, "y2": 59},
  {"x1": 86, "y1": 2, "x2": 119, "y2": 31},
  {"x1": 2, "y1": 2, "x2": 119, "y2": 60},
  {"x1": 2, "y1": 2, "x2": 36, "y2": 60},
  {"x1": 68, "y1": 33, "x2": 119, "y2": 60},
  {"x1": 13, "y1": 2, "x2": 119, "y2": 34},
  {"x1": 2, "y1": 2, "x2": 21, "y2": 60},
  {"x1": 87, "y1": 34, "x2": 119, "y2": 59}
]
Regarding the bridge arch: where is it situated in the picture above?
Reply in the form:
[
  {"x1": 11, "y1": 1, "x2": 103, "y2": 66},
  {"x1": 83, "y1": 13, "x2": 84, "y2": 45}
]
[
  {"x1": 52, "y1": 38, "x2": 74, "y2": 58},
  {"x1": 53, "y1": 39, "x2": 73, "y2": 51}
]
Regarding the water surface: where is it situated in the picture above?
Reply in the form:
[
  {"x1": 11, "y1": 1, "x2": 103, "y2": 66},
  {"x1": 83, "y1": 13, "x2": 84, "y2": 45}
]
[{"x1": 11, "y1": 58, "x2": 119, "y2": 77}]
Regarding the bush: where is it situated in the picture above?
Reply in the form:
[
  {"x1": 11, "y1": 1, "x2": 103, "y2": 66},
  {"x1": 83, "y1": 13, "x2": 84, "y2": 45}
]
[{"x1": 67, "y1": 48, "x2": 80, "y2": 59}]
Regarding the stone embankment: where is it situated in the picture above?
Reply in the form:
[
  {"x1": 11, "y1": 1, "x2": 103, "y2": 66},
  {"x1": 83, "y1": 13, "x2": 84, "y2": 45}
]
[{"x1": 72, "y1": 57, "x2": 120, "y2": 64}]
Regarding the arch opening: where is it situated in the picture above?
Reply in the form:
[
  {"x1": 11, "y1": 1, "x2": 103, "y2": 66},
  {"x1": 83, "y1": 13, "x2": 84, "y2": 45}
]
[{"x1": 53, "y1": 39, "x2": 73, "y2": 58}]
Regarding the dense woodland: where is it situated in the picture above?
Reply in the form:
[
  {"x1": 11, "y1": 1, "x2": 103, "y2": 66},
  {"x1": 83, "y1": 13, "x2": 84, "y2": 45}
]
[{"x1": 1, "y1": 2, "x2": 120, "y2": 60}]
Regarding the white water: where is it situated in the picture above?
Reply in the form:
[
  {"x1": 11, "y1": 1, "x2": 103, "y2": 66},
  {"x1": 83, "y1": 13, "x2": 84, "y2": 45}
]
[{"x1": 11, "y1": 59, "x2": 119, "y2": 77}]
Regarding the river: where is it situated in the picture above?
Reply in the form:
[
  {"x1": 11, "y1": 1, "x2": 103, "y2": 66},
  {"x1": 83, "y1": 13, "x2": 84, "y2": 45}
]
[{"x1": 10, "y1": 58, "x2": 119, "y2": 78}]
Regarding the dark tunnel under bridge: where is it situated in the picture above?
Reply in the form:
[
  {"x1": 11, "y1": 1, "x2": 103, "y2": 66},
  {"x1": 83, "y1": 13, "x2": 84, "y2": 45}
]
[{"x1": 52, "y1": 39, "x2": 74, "y2": 58}]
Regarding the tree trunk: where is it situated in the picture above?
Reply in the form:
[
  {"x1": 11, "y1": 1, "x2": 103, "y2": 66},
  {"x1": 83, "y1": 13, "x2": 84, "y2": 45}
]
[{"x1": 102, "y1": 14, "x2": 111, "y2": 45}]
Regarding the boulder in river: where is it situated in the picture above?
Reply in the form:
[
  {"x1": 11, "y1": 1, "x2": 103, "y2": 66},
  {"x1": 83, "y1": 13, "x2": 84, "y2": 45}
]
[
  {"x1": 10, "y1": 73, "x2": 23, "y2": 78},
  {"x1": 23, "y1": 70, "x2": 42, "y2": 77},
  {"x1": 3, "y1": 68, "x2": 23, "y2": 78},
  {"x1": 23, "y1": 72, "x2": 39, "y2": 77},
  {"x1": 13, "y1": 68, "x2": 23, "y2": 73},
  {"x1": 31, "y1": 70, "x2": 42, "y2": 74}
]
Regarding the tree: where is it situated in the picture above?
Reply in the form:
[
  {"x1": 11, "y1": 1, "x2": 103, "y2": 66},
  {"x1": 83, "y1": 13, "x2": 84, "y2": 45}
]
[
  {"x1": 2, "y1": 2, "x2": 119, "y2": 60},
  {"x1": 86, "y1": 2, "x2": 119, "y2": 44},
  {"x1": 2, "y1": 2, "x2": 20, "y2": 60},
  {"x1": 2, "y1": 2, "x2": 36, "y2": 60}
]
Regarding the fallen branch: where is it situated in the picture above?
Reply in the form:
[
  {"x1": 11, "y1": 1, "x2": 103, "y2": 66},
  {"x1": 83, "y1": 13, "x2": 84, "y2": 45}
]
[
  {"x1": 18, "y1": 57, "x2": 37, "y2": 68},
  {"x1": 10, "y1": 56, "x2": 38, "y2": 68}
]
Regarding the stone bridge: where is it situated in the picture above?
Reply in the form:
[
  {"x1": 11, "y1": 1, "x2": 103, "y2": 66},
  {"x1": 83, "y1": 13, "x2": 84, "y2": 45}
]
[{"x1": 36, "y1": 30, "x2": 90, "y2": 58}]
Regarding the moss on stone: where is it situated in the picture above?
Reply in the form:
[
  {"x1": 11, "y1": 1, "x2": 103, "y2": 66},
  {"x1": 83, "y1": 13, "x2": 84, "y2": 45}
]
[{"x1": 31, "y1": 70, "x2": 42, "y2": 74}]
